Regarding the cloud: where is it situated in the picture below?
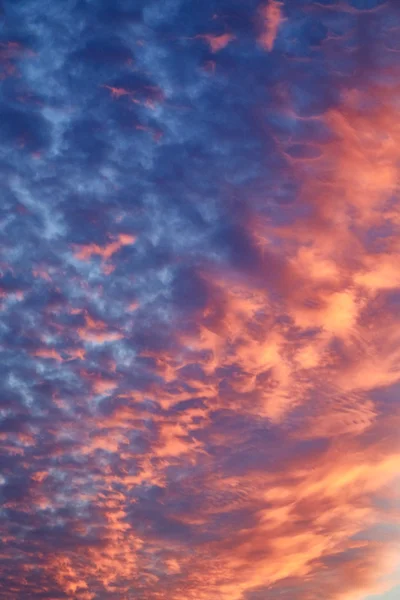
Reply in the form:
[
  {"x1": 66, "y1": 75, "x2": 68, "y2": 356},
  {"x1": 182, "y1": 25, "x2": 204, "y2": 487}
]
[
  {"x1": 1, "y1": 0, "x2": 400, "y2": 598},
  {"x1": 257, "y1": 1, "x2": 285, "y2": 52}
]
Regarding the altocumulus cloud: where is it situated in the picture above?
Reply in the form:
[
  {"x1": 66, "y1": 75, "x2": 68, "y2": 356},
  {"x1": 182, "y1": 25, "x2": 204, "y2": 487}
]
[{"x1": 1, "y1": 0, "x2": 400, "y2": 599}]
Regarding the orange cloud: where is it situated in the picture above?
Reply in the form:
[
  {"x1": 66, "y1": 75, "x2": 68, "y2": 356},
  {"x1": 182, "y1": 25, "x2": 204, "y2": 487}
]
[
  {"x1": 199, "y1": 33, "x2": 235, "y2": 53},
  {"x1": 73, "y1": 233, "x2": 136, "y2": 270},
  {"x1": 101, "y1": 85, "x2": 133, "y2": 99},
  {"x1": 32, "y1": 348, "x2": 63, "y2": 361},
  {"x1": 258, "y1": 1, "x2": 285, "y2": 52},
  {"x1": 76, "y1": 312, "x2": 123, "y2": 345}
]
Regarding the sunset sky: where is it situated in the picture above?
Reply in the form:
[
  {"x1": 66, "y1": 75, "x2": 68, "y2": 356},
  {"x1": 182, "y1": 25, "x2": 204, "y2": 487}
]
[{"x1": 1, "y1": 0, "x2": 400, "y2": 598}]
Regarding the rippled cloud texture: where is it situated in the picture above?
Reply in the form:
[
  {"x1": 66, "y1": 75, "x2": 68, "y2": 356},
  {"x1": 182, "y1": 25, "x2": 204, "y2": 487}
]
[{"x1": 1, "y1": 0, "x2": 400, "y2": 598}]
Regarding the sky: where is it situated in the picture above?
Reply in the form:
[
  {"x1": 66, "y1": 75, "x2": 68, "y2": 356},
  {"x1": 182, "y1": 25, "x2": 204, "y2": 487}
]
[{"x1": 1, "y1": 0, "x2": 400, "y2": 598}]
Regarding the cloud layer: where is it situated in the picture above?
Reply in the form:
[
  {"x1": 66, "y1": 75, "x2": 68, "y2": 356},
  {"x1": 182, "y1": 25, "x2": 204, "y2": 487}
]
[{"x1": 1, "y1": 0, "x2": 400, "y2": 598}]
